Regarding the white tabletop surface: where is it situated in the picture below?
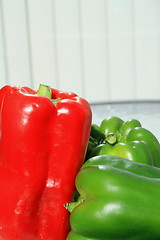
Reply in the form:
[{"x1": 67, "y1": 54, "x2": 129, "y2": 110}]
[{"x1": 91, "y1": 101, "x2": 160, "y2": 141}]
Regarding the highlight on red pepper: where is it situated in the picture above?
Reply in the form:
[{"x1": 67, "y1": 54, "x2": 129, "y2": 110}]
[{"x1": 0, "y1": 83, "x2": 92, "y2": 240}]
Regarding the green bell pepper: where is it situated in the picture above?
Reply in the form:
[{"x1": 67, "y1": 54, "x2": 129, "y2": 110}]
[
  {"x1": 66, "y1": 155, "x2": 160, "y2": 240},
  {"x1": 83, "y1": 155, "x2": 160, "y2": 178},
  {"x1": 90, "y1": 124, "x2": 105, "y2": 144},
  {"x1": 84, "y1": 124, "x2": 106, "y2": 161},
  {"x1": 89, "y1": 116, "x2": 160, "y2": 167}
]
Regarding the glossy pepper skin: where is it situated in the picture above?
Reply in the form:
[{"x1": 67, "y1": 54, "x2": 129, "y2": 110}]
[
  {"x1": 89, "y1": 116, "x2": 160, "y2": 167},
  {"x1": 0, "y1": 84, "x2": 92, "y2": 240},
  {"x1": 66, "y1": 155, "x2": 160, "y2": 240},
  {"x1": 83, "y1": 155, "x2": 160, "y2": 178},
  {"x1": 84, "y1": 124, "x2": 105, "y2": 161}
]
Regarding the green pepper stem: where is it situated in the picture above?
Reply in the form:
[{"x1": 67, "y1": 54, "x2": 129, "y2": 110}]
[
  {"x1": 37, "y1": 84, "x2": 52, "y2": 98},
  {"x1": 106, "y1": 133, "x2": 117, "y2": 145},
  {"x1": 64, "y1": 196, "x2": 84, "y2": 213}
]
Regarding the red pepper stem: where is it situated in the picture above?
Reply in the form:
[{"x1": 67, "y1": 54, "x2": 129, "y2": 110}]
[{"x1": 37, "y1": 84, "x2": 52, "y2": 98}]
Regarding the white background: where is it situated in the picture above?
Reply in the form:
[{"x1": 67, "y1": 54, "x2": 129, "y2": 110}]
[{"x1": 0, "y1": 0, "x2": 160, "y2": 103}]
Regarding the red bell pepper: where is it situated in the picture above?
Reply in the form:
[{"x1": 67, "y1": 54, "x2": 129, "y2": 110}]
[{"x1": 0, "y1": 84, "x2": 92, "y2": 240}]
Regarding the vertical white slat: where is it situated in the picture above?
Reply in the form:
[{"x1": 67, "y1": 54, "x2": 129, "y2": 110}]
[
  {"x1": 1, "y1": 0, "x2": 31, "y2": 87},
  {"x1": 53, "y1": 0, "x2": 83, "y2": 97},
  {"x1": 0, "y1": 0, "x2": 7, "y2": 87},
  {"x1": 106, "y1": 0, "x2": 135, "y2": 100},
  {"x1": 134, "y1": 0, "x2": 160, "y2": 99},
  {"x1": 27, "y1": 0, "x2": 58, "y2": 90},
  {"x1": 80, "y1": 0, "x2": 109, "y2": 102}
]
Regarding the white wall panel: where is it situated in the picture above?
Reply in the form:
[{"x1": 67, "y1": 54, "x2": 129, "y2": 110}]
[
  {"x1": 0, "y1": 0, "x2": 160, "y2": 102},
  {"x1": 27, "y1": 0, "x2": 58, "y2": 90},
  {"x1": 80, "y1": 0, "x2": 109, "y2": 102},
  {"x1": 134, "y1": 0, "x2": 160, "y2": 99},
  {"x1": 53, "y1": 0, "x2": 83, "y2": 97},
  {"x1": 1, "y1": 0, "x2": 31, "y2": 87},
  {"x1": 106, "y1": 0, "x2": 135, "y2": 100},
  {"x1": 0, "y1": 0, "x2": 7, "y2": 86}
]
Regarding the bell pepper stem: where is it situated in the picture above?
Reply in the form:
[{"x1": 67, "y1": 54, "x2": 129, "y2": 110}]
[
  {"x1": 65, "y1": 196, "x2": 84, "y2": 213},
  {"x1": 37, "y1": 84, "x2": 52, "y2": 98},
  {"x1": 106, "y1": 133, "x2": 117, "y2": 144}
]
